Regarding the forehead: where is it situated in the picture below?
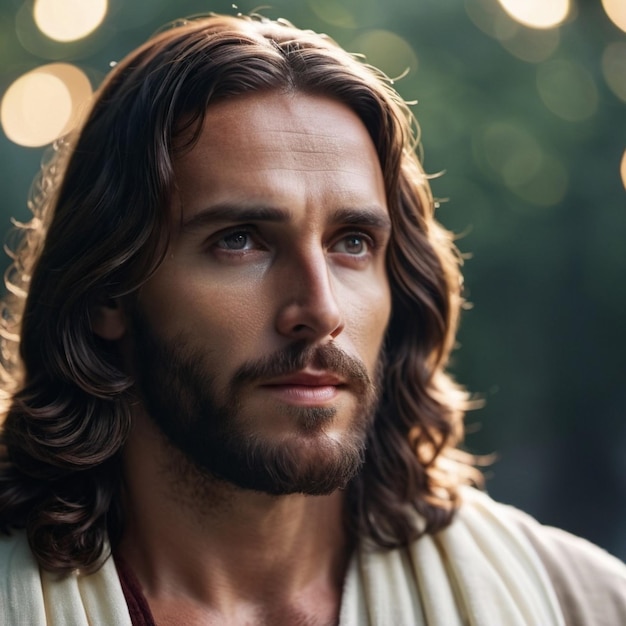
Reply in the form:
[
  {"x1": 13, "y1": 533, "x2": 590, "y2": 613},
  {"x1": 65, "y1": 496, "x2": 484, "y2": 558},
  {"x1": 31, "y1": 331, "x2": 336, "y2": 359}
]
[
  {"x1": 170, "y1": 92, "x2": 386, "y2": 218},
  {"x1": 176, "y1": 91, "x2": 376, "y2": 158}
]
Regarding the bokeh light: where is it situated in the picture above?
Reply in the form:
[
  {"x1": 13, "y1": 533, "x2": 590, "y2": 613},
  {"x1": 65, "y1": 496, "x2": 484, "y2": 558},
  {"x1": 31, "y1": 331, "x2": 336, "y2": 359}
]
[
  {"x1": 497, "y1": 0, "x2": 569, "y2": 29},
  {"x1": 466, "y1": 0, "x2": 560, "y2": 62},
  {"x1": 308, "y1": 0, "x2": 357, "y2": 29},
  {"x1": 350, "y1": 30, "x2": 417, "y2": 80},
  {"x1": 602, "y1": 42, "x2": 626, "y2": 102},
  {"x1": 512, "y1": 154, "x2": 568, "y2": 206},
  {"x1": 621, "y1": 150, "x2": 626, "y2": 191},
  {"x1": 536, "y1": 60, "x2": 598, "y2": 122},
  {"x1": 1, "y1": 64, "x2": 92, "y2": 147},
  {"x1": 34, "y1": 0, "x2": 108, "y2": 42},
  {"x1": 465, "y1": 0, "x2": 502, "y2": 39},
  {"x1": 482, "y1": 122, "x2": 543, "y2": 188},
  {"x1": 499, "y1": 23, "x2": 560, "y2": 63},
  {"x1": 474, "y1": 122, "x2": 568, "y2": 206},
  {"x1": 602, "y1": 0, "x2": 626, "y2": 33}
]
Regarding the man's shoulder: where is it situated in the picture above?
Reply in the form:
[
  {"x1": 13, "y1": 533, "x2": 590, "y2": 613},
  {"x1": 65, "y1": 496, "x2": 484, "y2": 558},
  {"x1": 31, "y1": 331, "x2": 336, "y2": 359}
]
[
  {"x1": 458, "y1": 488, "x2": 626, "y2": 625},
  {"x1": 0, "y1": 530, "x2": 132, "y2": 626},
  {"x1": 0, "y1": 529, "x2": 37, "y2": 579},
  {"x1": 0, "y1": 530, "x2": 48, "y2": 624}
]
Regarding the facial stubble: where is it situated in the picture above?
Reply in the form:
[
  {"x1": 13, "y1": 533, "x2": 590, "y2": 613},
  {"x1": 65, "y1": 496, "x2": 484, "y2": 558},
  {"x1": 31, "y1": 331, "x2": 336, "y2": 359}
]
[{"x1": 131, "y1": 314, "x2": 383, "y2": 497}]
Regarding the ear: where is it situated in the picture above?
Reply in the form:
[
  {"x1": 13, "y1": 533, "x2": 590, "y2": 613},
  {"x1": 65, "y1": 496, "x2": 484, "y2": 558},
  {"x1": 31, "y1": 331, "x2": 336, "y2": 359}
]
[{"x1": 91, "y1": 297, "x2": 128, "y2": 341}]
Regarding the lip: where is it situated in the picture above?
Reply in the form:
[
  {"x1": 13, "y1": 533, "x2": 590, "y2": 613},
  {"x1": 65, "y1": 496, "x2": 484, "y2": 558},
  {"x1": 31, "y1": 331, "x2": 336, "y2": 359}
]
[
  {"x1": 259, "y1": 371, "x2": 346, "y2": 406},
  {"x1": 260, "y1": 370, "x2": 346, "y2": 387}
]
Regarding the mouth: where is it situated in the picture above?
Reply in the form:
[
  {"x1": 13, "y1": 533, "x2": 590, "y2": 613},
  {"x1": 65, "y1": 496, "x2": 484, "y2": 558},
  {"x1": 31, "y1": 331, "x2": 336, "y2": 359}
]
[{"x1": 259, "y1": 370, "x2": 347, "y2": 405}]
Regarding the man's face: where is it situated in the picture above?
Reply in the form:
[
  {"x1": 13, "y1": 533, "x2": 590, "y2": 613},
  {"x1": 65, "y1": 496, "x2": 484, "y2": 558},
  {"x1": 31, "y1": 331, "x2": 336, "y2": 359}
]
[{"x1": 131, "y1": 92, "x2": 392, "y2": 495}]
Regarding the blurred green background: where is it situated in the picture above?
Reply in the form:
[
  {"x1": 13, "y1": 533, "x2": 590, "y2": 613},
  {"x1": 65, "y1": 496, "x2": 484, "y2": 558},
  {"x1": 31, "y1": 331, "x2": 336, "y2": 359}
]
[{"x1": 1, "y1": 0, "x2": 625, "y2": 560}]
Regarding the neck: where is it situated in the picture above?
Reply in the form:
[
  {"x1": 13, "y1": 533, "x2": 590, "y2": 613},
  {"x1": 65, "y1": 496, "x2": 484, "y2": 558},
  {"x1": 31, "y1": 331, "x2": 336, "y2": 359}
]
[{"x1": 118, "y1": 413, "x2": 352, "y2": 620}]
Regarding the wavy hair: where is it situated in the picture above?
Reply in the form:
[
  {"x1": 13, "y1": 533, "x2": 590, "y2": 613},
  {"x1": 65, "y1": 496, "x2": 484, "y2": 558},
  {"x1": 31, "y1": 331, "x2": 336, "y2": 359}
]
[{"x1": 0, "y1": 15, "x2": 479, "y2": 573}]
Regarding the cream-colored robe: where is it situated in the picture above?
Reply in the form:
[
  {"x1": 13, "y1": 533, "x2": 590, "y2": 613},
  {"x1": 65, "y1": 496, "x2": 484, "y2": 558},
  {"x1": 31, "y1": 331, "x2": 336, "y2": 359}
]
[{"x1": 2, "y1": 488, "x2": 625, "y2": 625}]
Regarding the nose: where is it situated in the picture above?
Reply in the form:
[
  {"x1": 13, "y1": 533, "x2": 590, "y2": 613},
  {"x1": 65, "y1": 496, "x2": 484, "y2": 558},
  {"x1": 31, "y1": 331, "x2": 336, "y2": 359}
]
[{"x1": 274, "y1": 251, "x2": 344, "y2": 342}]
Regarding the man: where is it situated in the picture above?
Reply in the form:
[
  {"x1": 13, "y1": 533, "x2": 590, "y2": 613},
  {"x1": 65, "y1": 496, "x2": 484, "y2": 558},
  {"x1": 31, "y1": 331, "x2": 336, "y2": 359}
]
[{"x1": 0, "y1": 14, "x2": 624, "y2": 625}]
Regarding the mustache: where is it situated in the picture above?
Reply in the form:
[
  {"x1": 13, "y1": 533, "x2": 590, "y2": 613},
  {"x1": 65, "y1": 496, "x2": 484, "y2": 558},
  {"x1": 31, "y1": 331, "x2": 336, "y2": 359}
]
[{"x1": 231, "y1": 341, "x2": 373, "y2": 394}]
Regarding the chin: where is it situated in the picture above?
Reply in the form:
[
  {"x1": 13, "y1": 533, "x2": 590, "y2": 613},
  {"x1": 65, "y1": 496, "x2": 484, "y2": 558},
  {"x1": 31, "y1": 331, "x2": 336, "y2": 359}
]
[{"x1": 187, "y1": 428, "x2": 367, "y2": 497}]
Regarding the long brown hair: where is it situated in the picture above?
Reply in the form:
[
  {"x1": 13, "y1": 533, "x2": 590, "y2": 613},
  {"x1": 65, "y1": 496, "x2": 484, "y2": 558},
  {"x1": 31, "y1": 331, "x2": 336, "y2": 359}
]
[{"x1": 0, "y1": 15, "x2": 478, "y2": 573}]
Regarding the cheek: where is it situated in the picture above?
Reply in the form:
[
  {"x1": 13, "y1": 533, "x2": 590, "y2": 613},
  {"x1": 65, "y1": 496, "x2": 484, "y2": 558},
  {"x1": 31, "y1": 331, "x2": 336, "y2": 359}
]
[
  {"x1": 140, "y1": 264, "x2": 268, "y2": 340},
  {"x1": 207, "y1": 289, "x2": 268, "y2": 342},
  {"x1": 344, "y1": 282, "x2": 391, "y2": 367}
]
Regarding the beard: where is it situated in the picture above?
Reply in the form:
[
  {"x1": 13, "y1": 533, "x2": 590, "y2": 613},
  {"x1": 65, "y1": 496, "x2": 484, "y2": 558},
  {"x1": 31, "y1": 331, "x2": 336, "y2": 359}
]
[{"x1": 130, "y1": 313, "x2": 382, "y2": 496}]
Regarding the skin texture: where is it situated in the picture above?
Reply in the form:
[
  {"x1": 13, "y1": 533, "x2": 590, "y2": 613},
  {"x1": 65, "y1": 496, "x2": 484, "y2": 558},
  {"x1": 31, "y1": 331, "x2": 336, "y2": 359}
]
[{"x1": 104, "y1": 92, "x2": 392, "y2": 625}]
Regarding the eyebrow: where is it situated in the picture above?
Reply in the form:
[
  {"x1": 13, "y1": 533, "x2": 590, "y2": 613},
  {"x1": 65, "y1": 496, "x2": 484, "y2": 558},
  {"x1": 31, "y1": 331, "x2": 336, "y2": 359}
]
[
  {"x1": 181, "y1": 204, "x2": 286, "y2": 232},
  {"x1": 330, "y1": 207, "x2": 391, "y2": 231},
  {"x1": 181, "y1": 203, "x2": 391, "y2": 233}
]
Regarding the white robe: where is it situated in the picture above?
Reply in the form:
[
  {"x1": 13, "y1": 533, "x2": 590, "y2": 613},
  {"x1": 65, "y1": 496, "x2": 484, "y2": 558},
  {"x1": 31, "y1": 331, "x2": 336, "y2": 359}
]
[{"x1": 2, "y1": 488, "x2": 625, "y2": 625}]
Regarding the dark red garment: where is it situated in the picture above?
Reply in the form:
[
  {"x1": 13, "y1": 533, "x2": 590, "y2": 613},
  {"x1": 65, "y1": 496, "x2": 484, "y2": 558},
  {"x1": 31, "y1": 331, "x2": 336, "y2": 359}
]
[{"x1": 114, "y1": 553, "x2": 157, "y2": 626}]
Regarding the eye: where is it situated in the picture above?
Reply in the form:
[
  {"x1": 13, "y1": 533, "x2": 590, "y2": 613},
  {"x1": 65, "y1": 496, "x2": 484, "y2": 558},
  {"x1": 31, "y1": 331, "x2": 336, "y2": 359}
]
[
  {"x1": 215, "y1": 229, "x2": 256, "y2": 251},
  {"x1": 332, "y1": 233, "x2": 371, "y2": 256}
]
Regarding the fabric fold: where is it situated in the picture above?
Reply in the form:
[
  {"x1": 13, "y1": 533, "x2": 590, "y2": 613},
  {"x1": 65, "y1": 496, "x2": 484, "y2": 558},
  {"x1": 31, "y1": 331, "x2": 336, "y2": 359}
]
[
  {"x1": 0, "y1": 489, "x2": 574, "y2": 625},
  {"x1": 343, "y1": 488, "x2": 565, "y2": 625}
]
